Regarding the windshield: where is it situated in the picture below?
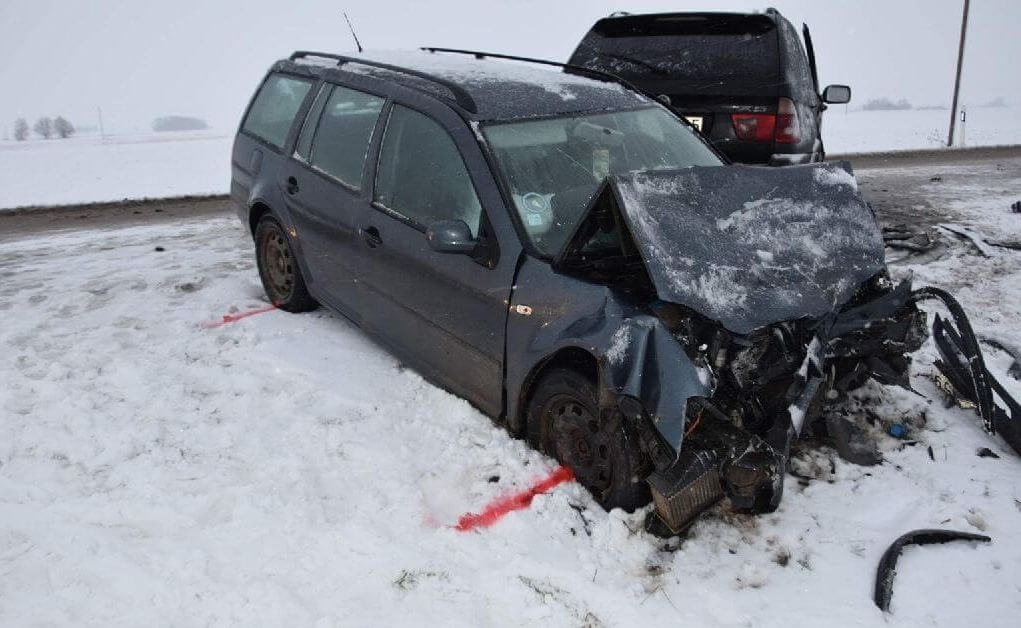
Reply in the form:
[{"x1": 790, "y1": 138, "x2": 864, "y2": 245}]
[{"x1": 482, "y1": 106, "x2": 722, "y2": 256}]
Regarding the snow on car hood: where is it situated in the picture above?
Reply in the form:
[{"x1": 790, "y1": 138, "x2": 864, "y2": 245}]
[{"x1": 611, "y1": 162, "x2": 886, "y2": 334}]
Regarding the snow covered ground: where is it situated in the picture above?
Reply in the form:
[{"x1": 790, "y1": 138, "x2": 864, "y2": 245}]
[
  {"x1": 0, "y1": 132, "x2": 232, "y2": 210},
  {"x1": 1, "y1": 163, "x2": 1019, "y2": 626},
  {"x1": 826, "y1": 104, "x2": 1021, "y2": 155},
  {"x1": 1, "y1": 104, "x2": 1018, "y2": 211}
]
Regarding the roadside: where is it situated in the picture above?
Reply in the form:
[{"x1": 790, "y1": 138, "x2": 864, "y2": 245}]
[
  {"x1": 2, "y1": 146, "x2": 1018, "y2": 243},
  {"x1": 848, "y1": 145, "x2": 1021, "y2": 232},
  {"x1": 0, "y1": 195, "x2": 231, "y2": 244}
]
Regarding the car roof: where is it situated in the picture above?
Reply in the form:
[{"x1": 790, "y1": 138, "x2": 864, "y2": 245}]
[
  {"x1": 595, "y1": 9, "x2": 782, "y2": 22},
  {"x1": 274, "y1": 50, "x2": 650, "y2": 121}
]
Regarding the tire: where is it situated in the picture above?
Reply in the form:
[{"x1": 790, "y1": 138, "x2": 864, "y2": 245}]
[
  {"x1": 526, "y1": 368, "x2": 650, "y2": 512},
  {"x1": 254, "y1": 215, "x2": 317, "y2": 312}
]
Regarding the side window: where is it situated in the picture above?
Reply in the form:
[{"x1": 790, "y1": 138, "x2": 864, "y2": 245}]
[
  {"x1": 306, "y1": 85, "x2": 385, "y2": 189},
  {"x1": 242, "y1": 74, "x2": 313, "y2": 150},
  {"x1": 374, "y1": 105, "x2": 483, "y2": 237}
]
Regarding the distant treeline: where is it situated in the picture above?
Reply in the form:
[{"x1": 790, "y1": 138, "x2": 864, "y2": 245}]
[
  {"x1": 861, "y1": 96, "x2": 1009, "y2": 112},
  {"x1": 152, "y1": 116, "x2": 209, "y2": 132},
  {"x1": 11, "y1": 116, "x2": 75, "y2": 141},
  {"x1": 861, "y1": 98, "x2": 912, "y2": 111}
]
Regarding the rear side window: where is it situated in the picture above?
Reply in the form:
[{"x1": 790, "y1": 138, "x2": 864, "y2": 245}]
[
  {"x1": 571, "y1": 15, "x2": 779, "y2": 87},
  {"x1": 305, "y1": 85, "x2": 385, "y2": 189},
  {"x1": 373, "y1": 106, "x2": 482, "y2": 237},
  {"x1": 242, "y1": 74, "x2": 313, "y2": 149}
]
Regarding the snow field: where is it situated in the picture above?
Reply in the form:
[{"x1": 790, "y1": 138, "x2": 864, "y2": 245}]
[{"x1": 1, "y1": 167, "x2": 1020, "y2": 625}]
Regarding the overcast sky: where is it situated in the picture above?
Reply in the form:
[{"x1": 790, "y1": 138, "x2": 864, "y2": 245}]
[{"x1": 0, "y1": 0, "x2": 1016, "y2": 135}]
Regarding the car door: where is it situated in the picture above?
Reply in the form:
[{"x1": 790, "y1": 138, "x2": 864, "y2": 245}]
[
  {"x1": 802, "y1": 23, "x2": 826, "y2": 153},
  {"x1": 355, "y1": 100, "x2": 519, "y2": 417},
  {"x1": 280, "y1": 81, "x2": 388, "y2": 321}
]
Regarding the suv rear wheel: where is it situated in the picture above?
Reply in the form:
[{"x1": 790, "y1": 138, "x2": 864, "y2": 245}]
[
  {"x1": 255, "y1": 215, "x2": 317, "y2": 312},
  {"x1": 526, "y1": 367, "x2": 649, "y2": 512}
]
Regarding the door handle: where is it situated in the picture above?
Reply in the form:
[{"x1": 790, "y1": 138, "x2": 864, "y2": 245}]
[
  {"x1": 285, "y1": 176, "x2": 299, "y2": 195},
  {"x1": 360, "y1": 226, "x2": 382, "y2": 248}
]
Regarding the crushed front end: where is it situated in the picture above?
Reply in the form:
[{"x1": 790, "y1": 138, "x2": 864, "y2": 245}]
[
  {"x1": 638, "y1": 276, "x2": 927, "y2": 533},
  {"x1": 552, "y1": 161, "x2": 934, "y2": 533}
]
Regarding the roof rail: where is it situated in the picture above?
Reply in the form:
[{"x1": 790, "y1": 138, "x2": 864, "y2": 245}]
[
  {"x1": 419, "y1": 47, "x2": 657, "y2": 104},
  {"x1": 288, "y1": 50, "x2": 478, "y2": 113}
]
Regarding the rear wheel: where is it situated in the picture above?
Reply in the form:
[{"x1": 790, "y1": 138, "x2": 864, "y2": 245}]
[
  {"x1": 526, "y1": 368, "x2": 649, "y2": 512},
  {"x1": 255, "y1": 215, "x2": 317, "y2": 312}
]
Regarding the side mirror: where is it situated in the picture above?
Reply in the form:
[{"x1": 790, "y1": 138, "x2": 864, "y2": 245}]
[
  {"x1": 822, "y1": 84, "x2": 851, "y2": 104},
  {"x1": 426, "y1": 219, "x2": 477, "y2": 254}
]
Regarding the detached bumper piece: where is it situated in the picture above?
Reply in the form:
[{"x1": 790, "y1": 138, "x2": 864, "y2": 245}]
[
  {"x1": 914, "y1": 287, "x2": 1021, "y2": 456},
  {"x1": 873, "y1": 529, "x2": 991, "y2": 612}
]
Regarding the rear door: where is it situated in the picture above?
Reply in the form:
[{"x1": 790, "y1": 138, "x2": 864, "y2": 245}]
[
  {"x1": 232, "y1": 72, "x2": 315, "y2": 220},
  {"x1": 281, "y1": 82, "x2": 387, "y2": 320},
  {"x1": 354, "y1": 100, "x2": 519, "y2": 416},
  {"x1": 569, "y1": 13, "x2": 781, "y2": 164}
]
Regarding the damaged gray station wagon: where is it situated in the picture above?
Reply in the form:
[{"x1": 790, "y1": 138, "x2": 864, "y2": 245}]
[{"x1": 232, "y1": 49, "x2": 928, "y2": 533}]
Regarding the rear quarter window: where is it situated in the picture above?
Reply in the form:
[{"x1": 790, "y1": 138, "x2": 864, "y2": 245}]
[{"x1": 242, "y1": 74, "x2": 313, "y2": 150}]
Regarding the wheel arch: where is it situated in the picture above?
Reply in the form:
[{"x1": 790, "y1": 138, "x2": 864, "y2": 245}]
[
  {"x1": 511, "y1": 346, "x2": 600, "y2": 436},
  {"x1": 248, "y1": 200, "x2": 273, "y2": 238}
]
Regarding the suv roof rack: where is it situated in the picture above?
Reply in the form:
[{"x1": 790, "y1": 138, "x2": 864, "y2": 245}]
[{"x1": 289, "y1": 50, "x2": 478, "y2": 113}]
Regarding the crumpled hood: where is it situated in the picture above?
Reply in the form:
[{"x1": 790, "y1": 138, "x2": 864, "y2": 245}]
[{"x1": 610, "y1": 161, "x2": 886, "y2": 334}]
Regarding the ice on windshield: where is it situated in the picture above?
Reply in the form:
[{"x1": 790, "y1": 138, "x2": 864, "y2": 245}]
[{"x1": 482, "y1": 107, "x2": 720, "y2": 256}]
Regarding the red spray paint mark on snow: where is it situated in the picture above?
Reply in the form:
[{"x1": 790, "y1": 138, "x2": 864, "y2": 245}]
[
  {"x1": 454, "y1": 466, "x2": 574, "y2": 532},
  {"x1": 202, "y1": 304, "x2": 277, "y2": 328}
]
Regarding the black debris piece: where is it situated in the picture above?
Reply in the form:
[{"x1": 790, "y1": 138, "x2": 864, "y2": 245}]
[
  {"x1": 1011, "y1": 200, "x2": 1020, "y2": 213},
  {"x1": 976, "y1": 447, "x2": 1000, "y2": 459},
  {"x1": 825, "y1": 415, "x2": 881, "y2": 466},
  {"x1": 882, "y1": 224, "x2": 937, "y2": 254},
  {"x1": 927, "y1": 445, "x2": 935, "y2": 461},
  {"x1": 874, "y1": 529, "x2": 991, "y2": 612},
  {"x1": 913, "y1": 287, "x2": 1021, "y2": 456},
  {"x1": 487, "y1": 475, "x2": 500, "y2": 483},
  {"x1": 154, "y1": 246, "x2": 165, "y2": 252},
  {"x1": 930, "y1": 176, "x2": 943, "y2": 182}
]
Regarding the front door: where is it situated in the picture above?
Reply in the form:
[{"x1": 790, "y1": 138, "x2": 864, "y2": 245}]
[{"x1": 355, "y1": 102, "x2": 518, "y2": 416}]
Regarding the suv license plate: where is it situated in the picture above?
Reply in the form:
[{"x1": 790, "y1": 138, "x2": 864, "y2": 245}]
[{"x1": 685, "y1": 116, "x2": 704, "y2": 131}]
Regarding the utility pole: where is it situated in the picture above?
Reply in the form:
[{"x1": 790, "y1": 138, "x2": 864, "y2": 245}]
[
  {"x1": 97, "y1": 106, "x2": 105, "y2": 138},
  {"x1": 947, "y1": 0, "x2": 970, "y2": 147}
]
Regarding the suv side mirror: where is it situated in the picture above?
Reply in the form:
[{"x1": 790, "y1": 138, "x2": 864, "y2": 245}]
[
  {"x1": 426, "y1": 219, "x2": 477, "y2": 254},
  {"x1": 822, "y1": 84, "x2": 851, "y2": 104}
]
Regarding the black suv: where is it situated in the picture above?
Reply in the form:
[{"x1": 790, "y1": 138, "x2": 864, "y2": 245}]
[
  {"x1": 231, "y1": 50, "x2": 922, "y2": 532},
  {"x1": 569, "y1": 9, "x2": 851, "y2": 165}
]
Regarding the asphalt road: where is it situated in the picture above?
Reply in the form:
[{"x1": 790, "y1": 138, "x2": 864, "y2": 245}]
[{"x1": 1, "y1": 145, "x2": 1018, "y2": 242}]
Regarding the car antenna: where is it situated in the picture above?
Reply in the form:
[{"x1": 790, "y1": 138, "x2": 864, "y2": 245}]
[{"x1": 342, "y1": 12, "x2": 364, "y2": 53}]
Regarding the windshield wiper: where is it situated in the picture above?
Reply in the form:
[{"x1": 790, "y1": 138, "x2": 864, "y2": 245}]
[{"x1": 591, "y1": 52, "x2": 669, "y2": 76}]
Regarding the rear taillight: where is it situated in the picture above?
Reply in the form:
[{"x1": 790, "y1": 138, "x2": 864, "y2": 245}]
[
  {"x1": 775, "y1": 97, "x2": 801, "y2": 144},
  {"x1": 731, "y1": 114, "x2": 776, "y2": 142}
]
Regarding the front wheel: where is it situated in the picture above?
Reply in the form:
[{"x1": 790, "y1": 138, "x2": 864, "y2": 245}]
[
  {"x1": 254, "y1": 215, "x2": 317, "y2": 312},
  {"x1": 526, "y1": 368, "x2": 650, "y2": 512}
]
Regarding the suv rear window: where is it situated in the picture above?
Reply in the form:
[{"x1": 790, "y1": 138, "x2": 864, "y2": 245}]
[
  {"x1": 572, "y1": 14, "x2": 779, "y2": 86},
  {"x1": 242, "y1": 74, "x2": 313, "y2": 150}
]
